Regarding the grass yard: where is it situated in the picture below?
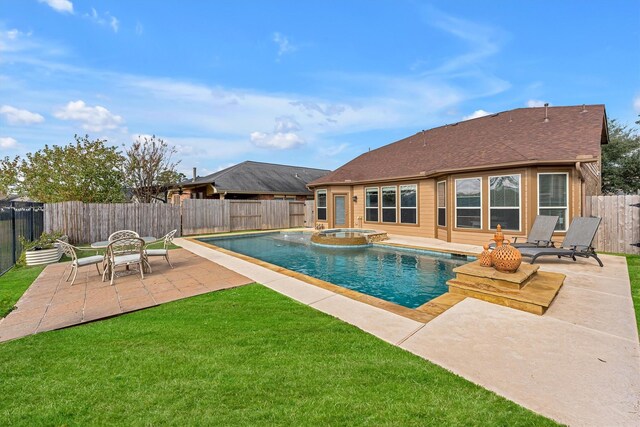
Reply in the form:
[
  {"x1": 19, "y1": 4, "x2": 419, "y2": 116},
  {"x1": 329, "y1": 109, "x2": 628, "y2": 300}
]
[
  {"x1": 0, "y1": 281, "x2": 555, "y2": 426},
  {"x1": 0, "y1": 266, "x2": 45, "y2": 318},
  {"x1": 628, "y1": 255, "x2": 640, "y2": 333}
]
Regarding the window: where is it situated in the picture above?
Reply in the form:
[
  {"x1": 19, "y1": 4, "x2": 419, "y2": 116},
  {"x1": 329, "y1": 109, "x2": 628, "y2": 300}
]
[
  {"x1": 489, "y1": 175, "x2": 520, "y2": 231},
  {"x1": 381, "y1": 186, "x2": 397, "y2": 223},
  {"x1": 455, "y1": 178, "x2": 482, "y2": 229},
  {"x1": 538, "y1": 173, "x2": 568, "y2": 231},
  {"x1": 437, "y1": 181, "x2": 446, "y2": 227},
  {"x1": 365, "y1": 187, "x2": 379, "y2": 222},
  {"x1": 316, "y1": 190, "x2": 327, "y2": 221},
  {"x1": 400, "y1": 184, "x2": 417, "y2": 224}
]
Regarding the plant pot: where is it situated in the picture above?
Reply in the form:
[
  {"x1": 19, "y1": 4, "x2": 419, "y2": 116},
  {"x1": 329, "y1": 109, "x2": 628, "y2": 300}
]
[{"x1": 25, "y1": 245, "x2": 62, "y2": 266}]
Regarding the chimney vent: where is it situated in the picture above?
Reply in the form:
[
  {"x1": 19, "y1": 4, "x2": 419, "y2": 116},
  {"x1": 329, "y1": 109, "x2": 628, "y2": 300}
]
[
  {"x1": 581, "y1": 104, "x2": 587, "y2": 113},
  {"x1": 192, "y1": 167, "x2": 197, "y2": 182},
  {"x1": 543, "y1": 103, "x2": 550, "y2": 123}
]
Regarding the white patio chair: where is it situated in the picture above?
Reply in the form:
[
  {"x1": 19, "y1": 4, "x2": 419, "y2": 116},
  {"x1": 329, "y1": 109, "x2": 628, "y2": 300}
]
[
  {"x1": 102, "y1": 237, "x2": 147, "y2": 285},
  {"x1": 108, "y1": 230, "x2": 139, "y2": 242},
  {"x1": 56, "y1": 239, "x2": 104, "y2": 286},
  {"x1": 145, "y1": 229, "x2": 177, "y2": 268}
]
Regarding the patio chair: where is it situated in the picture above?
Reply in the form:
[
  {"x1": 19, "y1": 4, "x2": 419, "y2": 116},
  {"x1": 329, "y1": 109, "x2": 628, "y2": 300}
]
[
  {"x1": 103, "y1": 237, "x2": 147, "y2": 285},
  {"x1": 108, "y1": 230, "x2": 139, "y2": 242},
  {"x1": 489, "y1": 215, "x2": 559, "y2": 249},
  {"x1": 145, "y1": 229, "x2": 177, "y2": 268},
  {"x1": 56, "y1": 239, "x2": 105, "y2": 286},
  {"x1": 518, "y1": 217, "x2": 604, "y2": 267}
]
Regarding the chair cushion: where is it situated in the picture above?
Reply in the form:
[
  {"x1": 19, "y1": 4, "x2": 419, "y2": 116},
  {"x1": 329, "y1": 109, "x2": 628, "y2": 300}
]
[
  {"x1": 76, "y1": 255, "x2": 105, "y2": 266},
  {"x1": 145, "y1": 249, "x2": 168, "y2": 256},
  {"x1": 113, "y1": 254, "x2": 142, "y2": 266}
]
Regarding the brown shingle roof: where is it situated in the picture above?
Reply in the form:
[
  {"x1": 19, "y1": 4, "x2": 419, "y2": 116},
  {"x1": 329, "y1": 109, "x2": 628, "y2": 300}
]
[{"x1": 309, "y1": 105, "x2": 607, "y2": 186}]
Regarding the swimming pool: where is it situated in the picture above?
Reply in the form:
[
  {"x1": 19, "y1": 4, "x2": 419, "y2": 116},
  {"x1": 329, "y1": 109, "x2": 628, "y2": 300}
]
[{"x1": 198, "y1": 231, "x2": 470, "y2": 309}]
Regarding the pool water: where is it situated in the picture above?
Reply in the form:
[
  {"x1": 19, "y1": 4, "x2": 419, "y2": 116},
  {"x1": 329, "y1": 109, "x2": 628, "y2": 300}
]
[{"x1": 199, "y1": 232, "x2": 470, "y2": 309}]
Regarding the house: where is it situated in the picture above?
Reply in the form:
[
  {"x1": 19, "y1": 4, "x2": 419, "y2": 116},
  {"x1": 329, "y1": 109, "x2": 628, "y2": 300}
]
[
  {"x1": 168, "y1": 160, "x2": 330, "y2": 204},
  {"x1": 308, "y1": 104, "x2": 608, "y2": 246}
]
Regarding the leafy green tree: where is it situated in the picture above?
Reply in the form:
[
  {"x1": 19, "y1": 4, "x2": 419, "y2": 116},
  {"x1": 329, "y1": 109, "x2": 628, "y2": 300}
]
[
  {"x1": 601, "y1": 117, "x2": 640, "y2": 194},
  {"x1": 0, "y1": 135, "x2": 126, "y2": 203},
  {"x1": 121, "y1": 135, "x2": 183, "y2": 203}
]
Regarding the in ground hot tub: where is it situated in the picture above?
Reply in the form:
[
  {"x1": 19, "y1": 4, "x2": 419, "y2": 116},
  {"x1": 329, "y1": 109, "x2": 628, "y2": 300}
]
[{"x1": 310, "y1": 228, "x2": 388, "y2": 247}]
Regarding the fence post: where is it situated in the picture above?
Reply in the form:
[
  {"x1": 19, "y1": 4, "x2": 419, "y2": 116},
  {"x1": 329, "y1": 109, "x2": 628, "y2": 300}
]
[{"x1": 10, "y1": 202, "x2": 16, "y2": 265}]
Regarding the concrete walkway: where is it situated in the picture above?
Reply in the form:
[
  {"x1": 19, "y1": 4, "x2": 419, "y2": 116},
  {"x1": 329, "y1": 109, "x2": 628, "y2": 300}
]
[
  {"x1": 176, "y1": 236, "x2": 640, "y2": 426},
  {"x1": 0, "y1": 249, "x2": 253, "y2": 342}
]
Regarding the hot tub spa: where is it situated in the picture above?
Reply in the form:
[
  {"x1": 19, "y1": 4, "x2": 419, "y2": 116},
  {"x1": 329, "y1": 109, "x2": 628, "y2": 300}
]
[{"x1": 310, "y1": 228, "x2": 388, "y2": 247}]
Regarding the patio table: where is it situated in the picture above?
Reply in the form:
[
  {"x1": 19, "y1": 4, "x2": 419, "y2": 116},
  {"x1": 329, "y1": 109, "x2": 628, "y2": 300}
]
[{"x1": 91, "y1": 236, "x2": 157, "y2": 249}]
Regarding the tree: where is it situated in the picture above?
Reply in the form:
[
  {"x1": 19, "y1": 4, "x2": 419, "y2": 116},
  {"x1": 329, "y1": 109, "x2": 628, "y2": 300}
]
[
  {"x1": 121, "y1": 135, "x2": 183, "y2": 203},
  {"x1": 601, "y1": 117, "x2": 640, "y2": 194},
  {"x1": 0, "y1": 135, "x2": 126, "y2": 203}
]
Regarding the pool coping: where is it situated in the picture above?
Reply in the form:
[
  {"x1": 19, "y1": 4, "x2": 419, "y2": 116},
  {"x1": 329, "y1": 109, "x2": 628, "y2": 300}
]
[{"x1": 186, "y1": 232, "x2": 469, "y2": 323}]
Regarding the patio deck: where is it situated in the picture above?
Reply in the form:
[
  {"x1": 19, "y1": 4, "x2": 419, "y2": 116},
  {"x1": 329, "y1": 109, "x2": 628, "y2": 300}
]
[{"x1": 0, "y1": 249, "x2": 253, "y2": 342}]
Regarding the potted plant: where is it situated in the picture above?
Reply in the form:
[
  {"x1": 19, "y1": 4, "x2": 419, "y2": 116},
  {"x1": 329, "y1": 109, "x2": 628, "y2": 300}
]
[{"x1": 19, "y1": 231, "x2": 65, "y2": 267}]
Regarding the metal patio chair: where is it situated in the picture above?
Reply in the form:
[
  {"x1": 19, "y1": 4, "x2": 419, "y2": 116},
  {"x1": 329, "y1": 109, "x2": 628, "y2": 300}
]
[
  {"x1": 102, "y1": 237, "x2": 147, "y2": 285},
  {"x1": 56, "y1": 239, "x2": 105, "y2": 286},
  {"x1": 144, "y1": 229, "x2": 177, "y2": 268}
]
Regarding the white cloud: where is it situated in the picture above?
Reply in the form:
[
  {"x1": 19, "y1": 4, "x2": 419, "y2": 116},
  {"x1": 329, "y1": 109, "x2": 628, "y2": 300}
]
[
  {"x1": 0, "y1": 105, "x2": 45, "y2": 124},
  {"x1": 633, "y1": 96, "x2": 640, "y2": 113},
  {"x1": 318, "y1": 143, "x2": 348, "y2": 157},
  {"x1": 0, "y1": 137, "x2": 18, "y2": 148},
  {"x1": 526, "y1": 99, "x2": 548, "y2": 108},
  {"x1": 85, "y1": 8, "x2": 119, "y2": 33},
  {"x1": 53, "y1": 100, "x2": 123, "y2": 132},
  {"x1": 273, "y1": 32, "x2": 296, "y2": 57},
  {"x1": 110, "y1": 16, "x2": 120, "y2": 33},
  {"x1": 462, "y1": 109, "x2": 492, "y2": 120},
  {"x1": 251, "y1": 116, "x2": 305, "y2": 149},
  {"x1": 135, "y1": 21, "x2": 144, "y2": 36},
  {"x1": 38, "y1": 0, "x2": 73, "y2": 14}
]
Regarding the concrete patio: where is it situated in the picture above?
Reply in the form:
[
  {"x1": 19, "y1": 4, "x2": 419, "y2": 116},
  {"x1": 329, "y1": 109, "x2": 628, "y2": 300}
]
[
  {"x1": 176, "y1": 234, "x2": 640, "y2": 427},
  {"x1": 0, "y1": 248, "x2": 253, "y2": 342}
]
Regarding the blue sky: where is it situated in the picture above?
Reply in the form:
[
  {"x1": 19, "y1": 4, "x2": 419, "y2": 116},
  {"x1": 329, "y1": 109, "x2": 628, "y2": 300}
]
[{"x1": 1, "y1": 0, "x2": 639, "y2": 176}]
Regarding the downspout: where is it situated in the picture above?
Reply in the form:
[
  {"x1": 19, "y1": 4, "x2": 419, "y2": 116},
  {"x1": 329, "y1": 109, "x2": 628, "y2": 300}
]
[{"x1": 576, "y1": 162, "x2": 586, "y2": 216}]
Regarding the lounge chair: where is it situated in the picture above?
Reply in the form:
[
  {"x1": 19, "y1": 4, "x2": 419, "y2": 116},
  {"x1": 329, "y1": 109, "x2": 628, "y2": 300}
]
[
  {"x1": 490, "y1": 215, "x2": 558, "y2": 249},
  {"x1": 518, "y1": 217, "x2": 603, "y2": 267}
]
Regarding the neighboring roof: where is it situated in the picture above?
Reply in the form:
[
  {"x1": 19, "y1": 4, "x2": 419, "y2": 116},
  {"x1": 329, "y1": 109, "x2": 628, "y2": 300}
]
[
  {"x1": 179, "y1": 161, "x2": 330, "y2": 194},
  {"x1": 0, "y1": 194, "x2": 38, "y2": 203},
  {"x1": 310, "y1": 104, "x2": 608, "y2": 186}
]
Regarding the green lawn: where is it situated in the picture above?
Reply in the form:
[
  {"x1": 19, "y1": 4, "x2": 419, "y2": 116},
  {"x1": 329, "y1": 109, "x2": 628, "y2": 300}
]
[
  {"x1": 0, "y1": 266, "x2": 45, "y2": 318},
  {"x1": 0, "y1": 282, "x2": 555, "y2": 426},
  {"x1": 628, "y1": 255, "x2": 640, "y2": 333}
]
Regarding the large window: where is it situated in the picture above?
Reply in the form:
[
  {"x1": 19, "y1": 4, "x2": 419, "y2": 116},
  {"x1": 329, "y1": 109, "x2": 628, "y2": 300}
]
[
  {"x1": 365, "y1": 187, "x2": 379, "y2": 222},
  {"x1": 455, "y1": 178, "x2": 482, "y2": 229},
  {"x1": 400, "y1": 184, "x2": 417, "y2": 224},
  {"x1": 381, "y1": 186, "x2": 397, "y2": 223},
  {"x1": 489, "y1": 174, "x2": 520, "y2": 231},
  {"x1": 316, "y1": 189, "x2": 327, "y2": 221},
  {"x1": 538, "y1": 173, "x2": 568, "y2": 231},
  {"x1": 437, "y1": 181, "x2": 446, "y2": 227}
]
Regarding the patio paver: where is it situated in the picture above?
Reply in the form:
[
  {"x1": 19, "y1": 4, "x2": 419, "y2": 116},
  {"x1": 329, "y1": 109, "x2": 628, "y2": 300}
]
[{"x1": 0, "y1": 248, "x2": 253, "y2": 342}]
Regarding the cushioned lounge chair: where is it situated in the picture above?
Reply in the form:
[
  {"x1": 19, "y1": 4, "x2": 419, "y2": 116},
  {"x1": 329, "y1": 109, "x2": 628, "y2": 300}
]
[
  {"x1": 490, "y1": 215, "x2": 559, "y2": 249},
  {"x1": 518, "y1": 217, "x2": 603, "y2": 267}
]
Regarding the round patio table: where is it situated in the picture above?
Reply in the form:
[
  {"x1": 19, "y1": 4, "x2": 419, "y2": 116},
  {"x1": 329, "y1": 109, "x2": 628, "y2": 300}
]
[{"x1": 90, "y1": 236, "x2": 157, "y2": 248}]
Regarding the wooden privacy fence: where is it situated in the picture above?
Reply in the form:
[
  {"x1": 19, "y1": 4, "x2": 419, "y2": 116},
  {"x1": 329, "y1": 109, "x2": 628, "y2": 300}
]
[
  {"x1": 45, "y1": 200, "x2": 315, "y2": 243},
  {"x1": 45, "y1": 202, "x2": 181, "y2": 244},
  {"x1": 181, "y1": 199, "x2": 314, "y2": 235},
  {"x1": 585, "y1": 195, "x2": 639, "y2": 255}
]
